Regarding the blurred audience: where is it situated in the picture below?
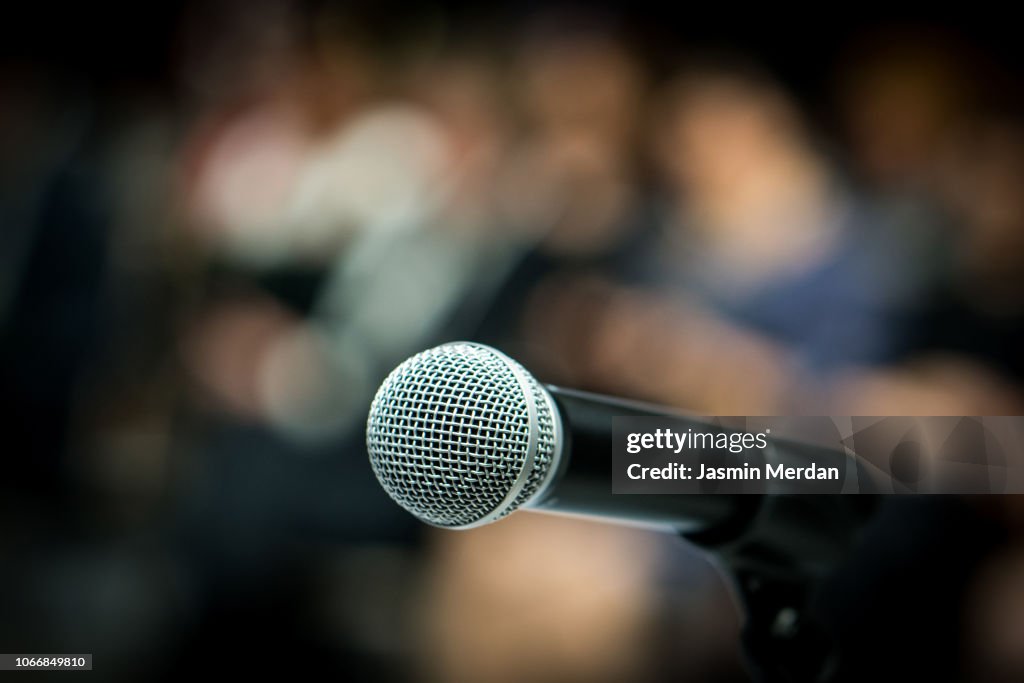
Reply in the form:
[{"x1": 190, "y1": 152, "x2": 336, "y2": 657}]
[
  {"x1": 521, "y1": 62, "x2": 936, "y2": 414},
  {"x1": 3, "y1": 6, "x2": 1024, "y2": 682}
]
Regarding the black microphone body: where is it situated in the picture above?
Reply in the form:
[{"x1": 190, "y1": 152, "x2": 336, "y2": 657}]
[
  {"x1": 530, "y1": 386, "x2": 739, "y2": 532},
  {"x1": 536, "y1": 386, "x2": 879, "y2": 579},
  {"x1": 366, "y1": 343, "x2": 879, "y2": 576}
]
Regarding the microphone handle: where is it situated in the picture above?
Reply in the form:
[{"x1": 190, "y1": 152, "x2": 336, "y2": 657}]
[
  {"x1": 530, "y1": 386, "x2": 742, "y2": 532},
  {"x1": 531, "y1": 386, "x2": 879, "y2": 578}
]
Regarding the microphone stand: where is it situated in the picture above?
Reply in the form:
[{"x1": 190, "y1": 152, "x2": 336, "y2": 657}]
[{"x1": 686, "y1": 494, "x2": 880, "y2": 683}]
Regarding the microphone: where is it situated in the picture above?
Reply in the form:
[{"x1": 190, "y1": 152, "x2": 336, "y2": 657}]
[
  {"x1": 366, "y1": 342, "x2": 875, "y2": 567},
  {"x1": 365, "y1": 341, "x2": 883, "y2": 680}
]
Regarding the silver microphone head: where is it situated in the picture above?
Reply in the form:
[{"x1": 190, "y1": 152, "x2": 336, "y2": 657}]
[{"x1": 366, "y1": 342, "x2": 563, "y2": 529}]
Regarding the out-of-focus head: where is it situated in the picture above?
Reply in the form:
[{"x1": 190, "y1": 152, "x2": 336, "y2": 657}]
[
  {"x1": 495, "y1": 17, "x2": 648, "y2": 254},
  {"x1": 405, "y1": 50, "x2": 512, "y2": 228},
  {"x1": 835, "y1": 30, "x2": 977, "y2": 189},
  {"x1": 653, "y1": 61, "x2": 836, "y2": 281},
  {"x1": 942, "y1": 120, "x2": 1024, "y2": 309},
  {"x1": 514, "y1": 15, "x2": 645, "y2": 148},
  {"x1": 411, "y1": 53, "x2": 505, "y2": 148},
  {"x1": 655, "y1": 63, "x2": 809, "y2": 200}
]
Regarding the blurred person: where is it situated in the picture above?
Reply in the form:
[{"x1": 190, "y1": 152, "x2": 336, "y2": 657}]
[
  {"x1": 498, "y1": 18, "x2": 645, "y2": 253},
  {"x1": 834, "y1": 29, "x2": 980, "y2": 196},
  {"x1": 832, "y1": 116, "x2": 1024, "y2": 415},
  {"x1": 158, "y1": 11, "x2": 522, "y2": 680},
  {"x1": 522, "y1": 57, "x2": 1024, "y2": 417},
  {"x1": 416, "y1": 22, "x2": 750, "y2": 683},
  {"x1": 827, "y1": 30, "x2": 980, "y2": 355},
  {"x1": 523, "y1": 62, "x2": 940, "y2": 414},
  {"x1": 178, "y1": 48, "x2": 523, "y2": 438},
  {"x1": 931, "y1": 117, "x2": 1024, "y2": 322},
  {"x1": 477, "y1": 16, "x2": 657, "y2": 372},
  {"x1": 815, "y1": 29, "x2": 1024, "y2": 468},
  {"x1": 168, "y1": 28, "x2": 607, "y2": 681}
]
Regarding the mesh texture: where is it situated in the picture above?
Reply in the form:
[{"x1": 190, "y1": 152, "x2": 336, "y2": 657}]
[{"x1": 366, "y1": 343, "x2": 557, "y2": 527}]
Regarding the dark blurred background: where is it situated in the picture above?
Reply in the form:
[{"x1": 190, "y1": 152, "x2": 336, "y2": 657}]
[{"x1": 3, "y1": 2, "x2": 1024, "y2": 681}]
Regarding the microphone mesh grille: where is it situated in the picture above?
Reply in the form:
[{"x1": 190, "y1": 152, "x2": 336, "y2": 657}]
[{"x1": 366, "y1": 343, "x2": 558, "y2": 528}]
